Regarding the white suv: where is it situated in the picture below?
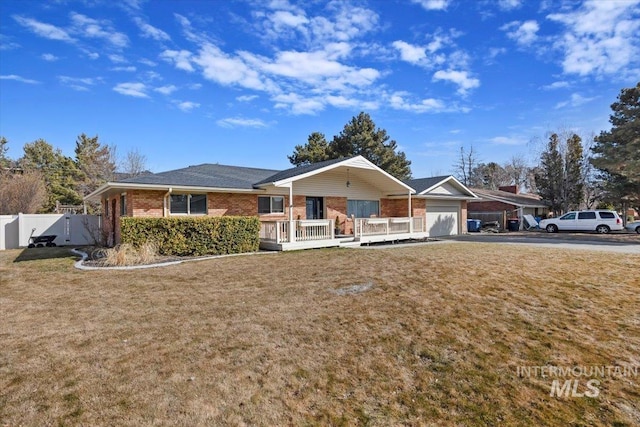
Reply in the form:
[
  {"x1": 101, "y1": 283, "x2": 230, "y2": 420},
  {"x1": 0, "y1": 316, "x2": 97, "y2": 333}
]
[{"x1": 539, "y1": 210, "x2": 624, "y2": 234}]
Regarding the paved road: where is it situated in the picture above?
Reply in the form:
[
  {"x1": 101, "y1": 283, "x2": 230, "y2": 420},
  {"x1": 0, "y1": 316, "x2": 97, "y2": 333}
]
[{"x1": 442, "y1": 233, "x2": 640, "y2": 254}]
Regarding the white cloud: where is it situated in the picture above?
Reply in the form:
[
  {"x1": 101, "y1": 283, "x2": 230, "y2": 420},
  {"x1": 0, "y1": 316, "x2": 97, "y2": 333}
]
[
  {"x1": 13, "y1": 16, "x2": 74, "y2": 42},
  {"x1": 489, "y1": 136, "x2": 526, "y2": 145},
  {"x1": 113, "y1": 82, "x2": 148, "y2": 98},
  {"x1": 155, "y1": 85, "x2": 178, "y2": 95},
  {"x1": 273, "y1": 92, "x2": 325, "y2": 114},
  {"x1": 87, "y1": 52, "x2": 100, "y2": 60},
  {"x1": 541, "y1": 81, "x2": 570, "y2": 90},
  {"x1": 411, "y1": 0, "x2": 450, "y2": 11},
  {"x1": 112, "y1": 66, "x2": 136, "y2": 72},
  {"x1": 139, "y1": 58, "x2": 157, "y2": 67},
  {"x1": 502, "y1": 20, "x2": 539, "y2": 46},
  {"x1": 0, "y1": 74, "x2": 40, "y2": 84},
  {"x1": 554, "y1": 93, "x2": 597, "y2": 109},
  {"x1": 193, "y1": 44, "x2": 272, "y2": 91},
  {"x1": 58, "y1": 75, "x2": 100, "y2": 91},
  {"x1": 547, "y1": 0, "x2": 640, "y2": 77},
  {"x1": 270, "y1": 10, "x2": 308, "y2": 29},
  {"x1": 41, "y1": 53, "x2": 59, "y2": 61},
  {"x1": 388, "y1": 91, "x2": 446, "y2": 113},
  {"x1": 109, "y1": 54, "x2": 126, "y2": 63},
  {"x1": 236, "y1": 95, "x2": 258, "y2": 102},
  {"x1": 433, "y1": 69, "x2": 480, "y2": 95},
  {"x1": 216, "y1": 117, "x2": 268, "y2": 128},
  {"x1": 392, "y1": 40, "x2": 426, "y2": 64},
  {"x1": 0, "y1": 34, "x2": 20, "y2": 50},
  {"x1": 175, "y1": 101, "x2": 200, "y2": 112},
  {"x1": 70, "y1": 13, "x2": 129, "y2": 48},
  {"x1": 497, "y1": 0, "x2": 523, "y2": 11},
  {"x1": 134, "y1": 17, "x2": 171, "y2": 41},
  {"x1": 160, "y1": 49, "x2": 194, "y2": 72}
]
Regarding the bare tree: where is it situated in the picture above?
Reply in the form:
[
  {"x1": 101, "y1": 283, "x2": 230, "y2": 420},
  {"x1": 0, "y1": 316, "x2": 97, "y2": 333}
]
[
  {"x1": 121, "y1": 149, "x2": 148, "y2": 178},
  {"x1": 0, "y1": 170, "x2": 47, "y2": 214},
  {"x1": 454, "y1": 145, "x2": 479, "y2": 186}
]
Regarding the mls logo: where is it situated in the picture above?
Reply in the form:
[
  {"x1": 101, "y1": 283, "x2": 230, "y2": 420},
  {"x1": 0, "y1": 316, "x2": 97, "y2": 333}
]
[{"x1": 550, "y1": 379, "x2": 600, "y2": 398}]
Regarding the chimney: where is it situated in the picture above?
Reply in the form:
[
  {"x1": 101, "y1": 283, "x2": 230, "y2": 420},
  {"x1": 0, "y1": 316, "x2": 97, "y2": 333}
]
[{"x1": 499, "y1": 185, "x2": 519, "y2": 194}]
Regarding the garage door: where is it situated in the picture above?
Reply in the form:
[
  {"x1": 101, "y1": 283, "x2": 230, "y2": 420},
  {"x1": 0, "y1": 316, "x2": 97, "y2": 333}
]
[{"x1": 426, "y1": 204, "x2": 459, "y2": 237}]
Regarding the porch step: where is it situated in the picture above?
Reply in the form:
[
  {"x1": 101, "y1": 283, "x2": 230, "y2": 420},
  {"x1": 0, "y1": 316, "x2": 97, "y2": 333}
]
[{"x1": 338, "y1": 239, "x2": 362, "y2": 248}]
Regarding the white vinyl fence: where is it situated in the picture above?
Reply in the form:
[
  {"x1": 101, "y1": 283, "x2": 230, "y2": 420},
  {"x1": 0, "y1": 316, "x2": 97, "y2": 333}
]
[{"x1": 0, "y1": 214, "x2": 101, "y2": 250}]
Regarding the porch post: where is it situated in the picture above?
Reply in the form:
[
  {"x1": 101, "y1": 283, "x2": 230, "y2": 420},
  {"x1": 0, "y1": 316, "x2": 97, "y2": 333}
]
[
  {"x1": 288, "y1": 183, "x2": 295, "y2": 243},
  {"x1": 408, "y1": 191, "x2": 413, "y2": 233}
]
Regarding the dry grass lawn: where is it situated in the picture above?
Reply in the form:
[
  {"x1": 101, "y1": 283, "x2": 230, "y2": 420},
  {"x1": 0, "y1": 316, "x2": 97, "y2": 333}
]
[{"x1": 1, "y1": 243, "x2": 639, "y2": 426}]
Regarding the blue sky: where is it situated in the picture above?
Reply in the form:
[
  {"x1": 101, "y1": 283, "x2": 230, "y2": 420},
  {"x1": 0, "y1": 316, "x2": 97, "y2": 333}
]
[{"x1": 1, "y1": 0, "x2": 639, "y2": 178}]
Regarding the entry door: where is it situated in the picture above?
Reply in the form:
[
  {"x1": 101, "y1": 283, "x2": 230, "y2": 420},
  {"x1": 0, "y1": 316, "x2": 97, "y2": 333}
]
[{"x1": 306, "y1": 197, "x2": 324, "y2": 219}]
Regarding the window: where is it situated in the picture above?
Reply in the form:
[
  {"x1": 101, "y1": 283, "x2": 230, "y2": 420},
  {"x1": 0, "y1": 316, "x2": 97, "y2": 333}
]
[
  {"x1": 170, "y1": 194, "x2": 207, "y2": 215},
  {"x1": 599, "y1": 212, "x2": 615, "y2": 219},
  {"x1": 578, "y1": 212, "x2": 596, "y2": 220},
  {"x1": 347, "y1": 200, "x2": 380, "y2": 218},
  {"x1": 258, "y1": 196, "x2": 284, "y2": 214},
  {"x1": 120, "y1": 194, "x2": 127, "y2": 216},
  {"x1": 560, "y1": 213, "x2": 576, "y2": 220}
]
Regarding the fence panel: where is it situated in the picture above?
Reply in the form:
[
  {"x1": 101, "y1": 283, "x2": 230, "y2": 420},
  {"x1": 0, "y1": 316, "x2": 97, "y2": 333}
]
[{"x1": 0, "y1": 214, "x2": 100, "y2": 249}]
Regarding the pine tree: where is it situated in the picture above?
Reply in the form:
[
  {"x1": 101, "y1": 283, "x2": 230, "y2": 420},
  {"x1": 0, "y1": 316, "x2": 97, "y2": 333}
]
[
  {"x1": 288, "y1": 112, "x2": 412, "y2": 180},
  {"x1": 535, "y1": 134, "x2": 564, "y2": 214},
  {"x1": 591, "y1": 83, "x2": 640, "y2": 210},
  {"x1": 20, "y1": 139, "x2": 83, "y2": 212}
]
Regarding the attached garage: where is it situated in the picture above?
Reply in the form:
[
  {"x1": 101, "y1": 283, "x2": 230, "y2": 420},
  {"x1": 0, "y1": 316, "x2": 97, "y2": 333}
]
[
  {"x1": 406, "y1": 175, "x2": 479, "y2": 236},
  {"x1": 426, "y1": 202, "x2": 460, "y2": 237}
]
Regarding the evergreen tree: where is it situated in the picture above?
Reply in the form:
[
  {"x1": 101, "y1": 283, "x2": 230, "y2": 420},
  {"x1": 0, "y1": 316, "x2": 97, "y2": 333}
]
[
  {"x1": 287, "y1": 132, "x2": 330, "y2": 166},
  {"x1": 289, "y1": 112, "x2": 412, "y2": 180},
  {"x1": 0, "y1": 136, "x2": 9, "y2": 169},
  {"x1": 74, "y1": 133, "x2": 116, "y2": 198},
  {"x1": 535, "y1": 134, "x2": 564, "y2": 214},
  {"x1": 591, "y1": 83, "x2": 640, "y2": 210},
  {"x1": 564, "y1": 134, "x2": 584, "y2": 210},
  {"x1": 20, "y1": 139, "x2": 83, "y2": 212}
]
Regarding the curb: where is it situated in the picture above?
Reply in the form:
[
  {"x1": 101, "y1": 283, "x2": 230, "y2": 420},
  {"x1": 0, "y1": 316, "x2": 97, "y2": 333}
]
[{"x1": 71, "y1": 248, "x2": 277, "y2": 271}]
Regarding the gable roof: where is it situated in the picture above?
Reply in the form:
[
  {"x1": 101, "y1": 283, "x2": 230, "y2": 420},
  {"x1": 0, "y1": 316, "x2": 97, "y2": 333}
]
[
  {"x1": 405, "y1": 175, "x2": 477, "y2": 199},
  {"x1": 470, "y1": 188, "x2": 549, "y2": 208},
  {"x1": 85, "y1": 155, "x2": 414, "y2": 200},
  {"x1": 253, "y1": 157, "x2": 348, "y2": 186},
  {"x1": 119, "y1": 163, "x2": 278, "y2": 190},
  {"x1": 405, "y1": 175, "x2": 452, "y2": 194}
]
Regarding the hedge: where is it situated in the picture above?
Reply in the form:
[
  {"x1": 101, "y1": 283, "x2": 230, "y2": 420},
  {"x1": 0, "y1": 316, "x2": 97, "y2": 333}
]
[{"x1": 120, "y1": 216, "x2": 261, "y2": 257}]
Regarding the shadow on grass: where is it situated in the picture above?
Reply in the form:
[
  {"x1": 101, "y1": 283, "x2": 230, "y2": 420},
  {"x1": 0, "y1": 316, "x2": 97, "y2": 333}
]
[{"x1": 13, "y1": 246, "x2": 79, "y2": 263}]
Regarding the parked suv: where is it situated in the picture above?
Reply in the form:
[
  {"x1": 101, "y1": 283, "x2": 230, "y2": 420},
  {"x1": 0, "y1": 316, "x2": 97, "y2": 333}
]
[{"x1": 539, "y1": 210, "x2": 623, "y2": 234}]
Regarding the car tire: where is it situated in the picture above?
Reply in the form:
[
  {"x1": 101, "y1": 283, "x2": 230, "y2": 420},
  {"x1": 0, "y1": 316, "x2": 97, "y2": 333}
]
[
  {"x1": 635, "y1": 226, "x2": 640, "y2": 234},
  {"x1": 596, "y1": 225, "x2": 610, "y2": 234},
  {"x1": 546, "y1": 224, "x2": 558, "y2": 233}
]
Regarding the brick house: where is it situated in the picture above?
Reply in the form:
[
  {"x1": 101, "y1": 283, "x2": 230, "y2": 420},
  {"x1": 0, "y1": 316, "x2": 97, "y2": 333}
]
[
  {"x1": 468, "y1": 185, "x2": 549, "y2": 229},
  {"x1": 87, "y1": 156, "x2": 478, "y2": 250}
]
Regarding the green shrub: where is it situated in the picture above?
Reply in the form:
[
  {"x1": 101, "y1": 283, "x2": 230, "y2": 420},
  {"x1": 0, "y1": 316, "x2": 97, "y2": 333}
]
[{"x1": 120, "y1": 216, "x2": 261, "y2": 257}]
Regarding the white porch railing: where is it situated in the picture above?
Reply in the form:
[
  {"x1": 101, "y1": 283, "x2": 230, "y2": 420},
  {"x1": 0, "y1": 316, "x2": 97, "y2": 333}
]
[
  {"x1": 355, "y1": 216, "x2": 426, "y2": 238},
  {"x1": 260, "y1": 219, "x2": 334, "y2": 244},
  {"x1": 260, "y1": 217, "x2": 426, "y2": 246}
]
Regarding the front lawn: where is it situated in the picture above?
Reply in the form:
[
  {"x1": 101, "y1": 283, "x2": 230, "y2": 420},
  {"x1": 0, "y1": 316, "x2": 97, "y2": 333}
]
[{"x1": 1, "y1": 244, "x2": 638, "y2": 426}]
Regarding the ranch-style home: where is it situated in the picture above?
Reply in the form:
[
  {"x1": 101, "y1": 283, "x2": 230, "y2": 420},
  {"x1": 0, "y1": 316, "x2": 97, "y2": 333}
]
[{"x1": 86, "y1": 156, "x2": 478, "y2": 250}]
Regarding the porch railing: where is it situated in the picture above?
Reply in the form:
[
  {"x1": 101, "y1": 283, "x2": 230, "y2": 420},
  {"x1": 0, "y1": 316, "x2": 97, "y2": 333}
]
[
  {"x1": 260, "y1": 219, "x2": 334, "y2": 244},
  {"x1": 261, "y1": 217, "x2": 426, "y2": 245},
  {"x1": 355, "y1": 216, "x2": 426, "y2": 238}
]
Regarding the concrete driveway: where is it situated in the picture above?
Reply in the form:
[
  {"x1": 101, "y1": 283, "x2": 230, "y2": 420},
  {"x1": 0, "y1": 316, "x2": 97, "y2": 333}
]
[{"x1": 444, "y1": 231, "x2": 640, "y2": 254}]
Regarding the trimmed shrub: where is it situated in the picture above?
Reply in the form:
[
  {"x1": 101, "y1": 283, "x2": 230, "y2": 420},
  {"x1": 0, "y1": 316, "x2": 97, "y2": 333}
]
[{"x1": 120, "y1": 216, "x2": 261, "y2": 257}]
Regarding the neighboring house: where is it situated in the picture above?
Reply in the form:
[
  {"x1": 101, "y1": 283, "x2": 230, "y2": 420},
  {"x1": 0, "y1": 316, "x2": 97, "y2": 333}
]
[
  {"x1": 86, "y1": 156, "x2": 478, "y2": 251},
  {"x1": 468, "y1": 185, "x2": 549, "y2": 228}
]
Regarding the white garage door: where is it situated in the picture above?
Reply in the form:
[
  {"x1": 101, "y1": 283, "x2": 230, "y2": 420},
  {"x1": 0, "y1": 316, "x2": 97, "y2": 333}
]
[{"x1": 426, "y1": 203, "x2": 459, "y2": 237}]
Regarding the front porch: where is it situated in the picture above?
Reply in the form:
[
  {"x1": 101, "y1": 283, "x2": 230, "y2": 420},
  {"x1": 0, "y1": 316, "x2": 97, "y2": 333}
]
[{"x1": 259, "y1": 217, "x2": 428, "y2": 251}]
